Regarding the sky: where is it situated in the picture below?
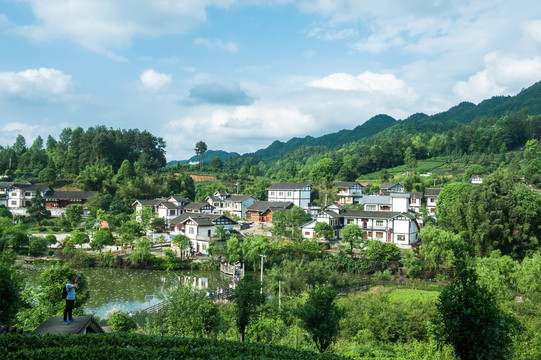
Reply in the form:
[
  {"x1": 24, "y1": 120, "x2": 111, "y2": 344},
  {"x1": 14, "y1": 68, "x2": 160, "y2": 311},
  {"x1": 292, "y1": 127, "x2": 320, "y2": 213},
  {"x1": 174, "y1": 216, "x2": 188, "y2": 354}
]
[{"x1": 1, "y1": 1, "x2": 541, "y2": 161}]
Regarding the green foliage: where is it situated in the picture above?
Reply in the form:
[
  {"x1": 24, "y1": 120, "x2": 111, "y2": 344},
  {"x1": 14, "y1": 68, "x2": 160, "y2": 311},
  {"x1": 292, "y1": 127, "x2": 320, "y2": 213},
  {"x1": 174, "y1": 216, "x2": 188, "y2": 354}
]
[
  {"x1": 27, "y1": 190, "x2": 50, "y2": 223},
  {"x1": 108, "y1": 310, "x2": 137, "y2": 332},
  {"x1": 431, "y1": 241, "x2": 523, "y2": 360},
  {"x1": 400, "y1": 249, "x2": 423, "y2": 279},
  {"x1": 418, "y1": 225, "x2": 457, "y2": 269},
  {"x1": 38, "y1": 167, "x2": 57, "y2": 182},
  {"x1": 341, "y1": 224, "x2": 365, "y2": 254},
  {"x1": 475, "y1": 250, "x2": 519, "y2": 300},
  {"x1": 294, "y1": 286, "x2": 344, "y2": 353},
  {"x1": 0, "y1": 261, "x2": 22, "y2": 325},
  {"x1": 0, "y1": 333, "x2": 349, "y2": 359},
  {"x1": 130, "y1": 237, "x2": 153, "y2": 266},
  {"x1": 314, "y1": 222, "x2": 333, "y2": 241},
  {"x1": 516, "y1": 252, "x2": 541, "y2": 300},
  {"x1": 90, "y1": 228, "x2": 115, "y2": 251},
  {"x1": 363, "y1": 240, "x2": 400, "y2": 266},
  {"x1": 0, "y1": 205, "x2": 12, "y2": 219},
  {"x1": 234, "y1": 277, "x2": 265, "y2": 342},
  {"x1": 28, "y1": 236, "x2": 47, "y2": 256},
  {"x1": 65, "y1": 204, "x2": 84, "y2": 227}
]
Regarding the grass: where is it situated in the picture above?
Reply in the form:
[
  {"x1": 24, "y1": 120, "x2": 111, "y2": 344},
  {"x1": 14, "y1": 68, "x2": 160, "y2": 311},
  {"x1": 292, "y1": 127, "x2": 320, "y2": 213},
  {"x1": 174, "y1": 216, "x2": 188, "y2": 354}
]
[{"x1": 388, "y1": 288, "x2": 440, "y2": 302}]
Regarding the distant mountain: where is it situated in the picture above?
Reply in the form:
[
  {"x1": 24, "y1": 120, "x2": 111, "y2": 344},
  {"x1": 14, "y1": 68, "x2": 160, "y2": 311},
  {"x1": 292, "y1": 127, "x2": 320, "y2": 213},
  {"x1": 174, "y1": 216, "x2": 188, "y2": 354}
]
[
  {"x1": 247, "y1": 114, "x2": 397, "y2": 162},
  {"x1": 167, "y1": 149, "x2": 240, "y2": 167},
  {"x1": 169, "y1": 80, "x2": 541, "y2": 165}
]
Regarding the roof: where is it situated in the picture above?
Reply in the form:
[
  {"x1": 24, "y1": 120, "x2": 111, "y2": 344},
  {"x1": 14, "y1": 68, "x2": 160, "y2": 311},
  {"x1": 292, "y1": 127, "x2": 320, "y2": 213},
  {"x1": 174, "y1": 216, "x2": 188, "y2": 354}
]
[
  {"x1": 380, "y1": 182, "x2": 403, "y2": 190},
  {"x1": 409, "y1": 192, "x2": 424, "y2": 199},
  {"x1": 390, "y1": 192, "x2": 410, "y2": 198},
  {"x1": 182, "y1": 202, "x2": 213, "y2": 211},
  {"x1": 266, "y1": 182, "x2": 311, "y2": 190},
  {"x1": 159, "y1": 202, "x2": 182, "y2": 209},
  {"x1": 33, "y1": 316, "x2": 104, "y2": 335},
  {"x1": 425, "y1": 188, "x2": 442, "y2": 197},
  {"x1": 133, "y1": 199, "x2": 164, "y2": 207},
  {"x1": 170, "y1": 213, "x2": 236, "y2": 226},
  {"x1": 169, "y1": 195, "x2": 190, "y2": 202},
  {"x1": 44, "y1": 190, "x2": 98, "y2": 201},
  {"x1": 361, "y1": 195, "x2": 391, "y2": 205},
  {"x1": 335, "y1": 181, "x2": 363, "y2": 188},
  {"x1": 342, "y1": 209, "x2": 417, "y2": 220},
  {"x1": 246, "y1": 201, "x2": 294, "y2": 212}
]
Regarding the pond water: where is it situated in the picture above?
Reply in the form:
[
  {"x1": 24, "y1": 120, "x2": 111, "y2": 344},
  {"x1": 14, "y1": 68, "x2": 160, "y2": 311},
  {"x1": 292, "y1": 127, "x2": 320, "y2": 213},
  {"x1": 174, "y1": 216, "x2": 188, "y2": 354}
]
[{"x1": 17, "y1": 265, "x2": 235, "y2": 319}]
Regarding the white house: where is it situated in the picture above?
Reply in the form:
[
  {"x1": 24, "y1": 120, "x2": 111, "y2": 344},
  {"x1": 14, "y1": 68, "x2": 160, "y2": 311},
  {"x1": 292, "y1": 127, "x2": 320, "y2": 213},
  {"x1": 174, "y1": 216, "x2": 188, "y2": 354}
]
[
  {"x1": 360, "y1": 193, "x2": 410, "y2": 213},
  {"x1": 470, "y1": 175, "x2": 484, "y2": 185},
  {"x1": 301, "y1": 208, "x2": 344, "y2": 240},
  {"x1": 182, "y1": 202, "x2": 214, "y2": 214},
  {"x1": 169, "y1": 213, "x2": 237, "y2": 254},
  {"x1": 424, "y1": 188, "x2": 442, "y2": 217},
  {"x1": 205, "y1": 191, "x2": 257, "y2": 219},
  {"x1": 157, "y1": 202, "x2": 183, "y2": 223},
  {"x1": 266, "y1": 182, "x2": 312, "y2": 208},
  {"x1": 335, "y1": 181, "x2": 364, "y2": 205}
]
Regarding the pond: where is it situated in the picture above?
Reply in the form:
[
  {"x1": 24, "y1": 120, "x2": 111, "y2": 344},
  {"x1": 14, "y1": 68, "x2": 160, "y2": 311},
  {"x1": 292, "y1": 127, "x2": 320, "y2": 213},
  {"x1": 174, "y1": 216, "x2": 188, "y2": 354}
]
[{"x1": 17, "y1": 265, "x2": 235, "y2": 319}]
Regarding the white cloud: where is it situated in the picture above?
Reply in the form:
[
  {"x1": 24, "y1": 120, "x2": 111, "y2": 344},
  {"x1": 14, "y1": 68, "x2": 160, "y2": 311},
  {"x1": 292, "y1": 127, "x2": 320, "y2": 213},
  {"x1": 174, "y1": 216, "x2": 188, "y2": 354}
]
[
  {"x1": 194, "y1": 37, "x2": 239, "y2": 53},
  {"x1": 454, "y1": 53, "x2": 541, "y2": 103},
  {"x1": 139, "y1": 69, "x2": 172, "y2": 90},
  {"x1": 0, "y1": 67, "x2": 72, "y2": 100},
  {"x1": 12, "y1": 0, "x2": 235, "y2": 58},
  {"x1": 309, "y1": 71, "x2": 407, "y2": 93}
]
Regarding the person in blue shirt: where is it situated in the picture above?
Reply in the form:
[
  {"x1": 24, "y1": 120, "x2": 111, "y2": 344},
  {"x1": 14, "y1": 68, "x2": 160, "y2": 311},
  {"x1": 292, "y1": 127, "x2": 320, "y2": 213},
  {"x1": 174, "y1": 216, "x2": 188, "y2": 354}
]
[{"x1": 63, "y1": 274, "x2": 78, "y2": 325}]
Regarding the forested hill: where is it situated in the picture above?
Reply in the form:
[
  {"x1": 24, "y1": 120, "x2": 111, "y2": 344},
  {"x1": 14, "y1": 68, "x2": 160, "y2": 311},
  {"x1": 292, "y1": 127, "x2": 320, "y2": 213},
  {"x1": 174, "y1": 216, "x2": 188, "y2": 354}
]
[
  {"x1": 167, "y1": 150, "x2": 240, "y2": 167},
  {"x1": 241, "y1": 80, "x2": 541, "y2": 162}
]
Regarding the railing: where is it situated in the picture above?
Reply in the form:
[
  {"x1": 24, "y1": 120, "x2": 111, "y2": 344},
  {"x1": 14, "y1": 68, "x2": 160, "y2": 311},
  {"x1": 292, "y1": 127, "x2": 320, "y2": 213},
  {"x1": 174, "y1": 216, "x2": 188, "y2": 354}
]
[
  {"x1": 136, "y1": 300, "x2": 168, "y2": 316},
  {"x1": 220, "y1": 263, "x2": 244, "y2": 279}
]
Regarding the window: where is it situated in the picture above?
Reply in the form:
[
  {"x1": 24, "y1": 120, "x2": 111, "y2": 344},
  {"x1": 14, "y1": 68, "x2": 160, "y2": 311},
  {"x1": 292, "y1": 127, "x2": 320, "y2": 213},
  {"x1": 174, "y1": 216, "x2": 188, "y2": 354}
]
[
  {"x1": 376, "y1": 220, "x2": 384, "y2": 226},
  {"x1": 189, "y1": 227, "x2": 194, "y2": 234},
  {"x1": 429, "y1": 198, "x2": 435, "y2": 203},
  {"x1": 380, "y1": 205, "x2": 390, "y2": 211},
  {"x1": 304, "y1": 231, "x2": 311, "y2": 236},
  {"x1": 366, "y1": 205, "x2": 376, "y2": 211},
  {"x1": 347, "y1": 219, "x2": 353, "y2": 225},
  {"x1": 10, "y1": 192, "x2": 16, "y2": 197},
  {"x1": 278, "y1": 191, "x2": 283, "y2": 196},
  {"x1": 376, "y1": 232, "x2": 383, "y2": 239},
  {"x1": 10, "y1": 201, "x2": 16, "y2": 206},
  {"x1": 169, "y1": 210, "x2": 175, "y2": 215},
  {"x1": 287, "y1": 191, "x2": 292, "y2": 196},
  {"x1": 270, "y1": 191, "x2": 275, "y2": 196},
  {"x1": 397, "y1": 235, "x2": 405, "y2": 241},
  {"x1": 25, "y1": 192, "x2": 31, "y2": 196}
]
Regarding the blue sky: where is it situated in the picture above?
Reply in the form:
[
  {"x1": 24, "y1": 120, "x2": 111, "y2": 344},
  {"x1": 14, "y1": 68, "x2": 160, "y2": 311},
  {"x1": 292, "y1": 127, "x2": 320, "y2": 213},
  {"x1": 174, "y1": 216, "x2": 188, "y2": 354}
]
[{"x1": 1, "y1": 0, "x2": 541, "y2": 160}]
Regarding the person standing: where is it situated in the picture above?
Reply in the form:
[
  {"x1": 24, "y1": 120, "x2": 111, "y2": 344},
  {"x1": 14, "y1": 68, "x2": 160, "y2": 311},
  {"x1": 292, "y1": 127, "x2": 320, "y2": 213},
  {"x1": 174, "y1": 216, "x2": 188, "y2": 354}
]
[{"x1": 64, "y1": 274, "x2": 78, "y2": 325}]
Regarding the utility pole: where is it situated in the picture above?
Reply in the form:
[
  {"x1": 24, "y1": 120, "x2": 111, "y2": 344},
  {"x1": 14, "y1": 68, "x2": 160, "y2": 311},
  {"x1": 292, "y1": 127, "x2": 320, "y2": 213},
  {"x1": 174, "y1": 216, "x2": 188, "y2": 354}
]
[{"x1": 259, "y1": 254, "x2": 267, "y2": 295}]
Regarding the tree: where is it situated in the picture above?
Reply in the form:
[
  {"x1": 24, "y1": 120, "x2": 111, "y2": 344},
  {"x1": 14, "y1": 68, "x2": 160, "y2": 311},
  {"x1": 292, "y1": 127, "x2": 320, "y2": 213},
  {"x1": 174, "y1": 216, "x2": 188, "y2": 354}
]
[
  {"x1": 210, "y1": 156, "x2": 223, "y2": 171},
  {"x1": 90, "y1": 228, "x2": 115, "y2": 251},
  {"x1": 418, "y1": 225, "x2": 457, "y2": 269},
  {"x1": 130, "y1": 237, "x2": 153, "y2": 266},
  {"x1": 27, "y1": 190, "x2": 50, "y2": 223},
  {"x1": 310, "y1": 158, "x2": 335, "y2": 181},
  {"x1": 173, "y1": 234, "x2": 192, "y2": 258},
  {"x1": 431, "y1": 240, "x2": 523, "y2": 360},
  {"x1": 29, "y1": 236, "x2": 47, "y2": 256},
  {"x1": 0, "y1": 258, "x2": 22, "y2": 325},
  {"x1": 65, "y1": 204, "x2": 84, "y2": 227},
  {"x1": 234, "y1": 277, "x2": 265, "y2": 342},
  {"x1": 194, "y1": 141, "x2": 207, "y2": 171},
  {"x1": 107, "y1": 310, "x2": 136, "y2": 332},
  {"x1": 314, "y1": 222, "x2": 333, "y2": 241},
  {"x1": 341, "y1": 224, "x2": 365, "y2": 254},
  {"x1": 294, "y1": 286, "x2": 344, "y2": 353},
  {"x1": 223, "y1": 234, "x2": 242, "y2": 264},
  {"x1": 38, "y1": 167, "x2": 57, "y2": 183},
  {"x1": 0, "y1": 205, "x2": 12, "y2": 219}
]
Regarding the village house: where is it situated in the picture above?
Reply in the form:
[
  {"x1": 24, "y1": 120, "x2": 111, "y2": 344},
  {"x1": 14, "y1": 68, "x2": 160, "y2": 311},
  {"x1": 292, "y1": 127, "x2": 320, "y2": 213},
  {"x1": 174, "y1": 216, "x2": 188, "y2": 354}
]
[
  {"x1": 408, "y1": 192, "x2": 423, "y2": 213},
  {"x1": 361, "y1": 193, "x2": 410, "y2": 212},
  {"x1": 205, "y1": 190, "x2": 257, "y2": 219},
  {"x1": 43, "y1": 189, "x2": 98, "y2": 217},
  {"x1": 379, "y1": 182, "x2": 405, "y2": 195},
  {"x1": 169, "y1": 213, "x2": 237, "y2": 254},
  {"x1": 182, "y1": 201, "x2": 214, "y2": 214},
  {"x1": 424, "y1": 188, "x2": 442, "y2": 217},
  {"x1": 245, "y1": 201, "x2": 294, "y2": 223},
  {"x1": 266, "y1": 182, "x2": 312, "y2": 208},
  {"x1": 301, "y1": 203, "x2": 344, "y2": 240},
  {"x1": 470, "y1": 174, "x2": 484, "y2": 185},
  {"x1": 335, "y1": 181, "x2": 364, "y2": 205}
]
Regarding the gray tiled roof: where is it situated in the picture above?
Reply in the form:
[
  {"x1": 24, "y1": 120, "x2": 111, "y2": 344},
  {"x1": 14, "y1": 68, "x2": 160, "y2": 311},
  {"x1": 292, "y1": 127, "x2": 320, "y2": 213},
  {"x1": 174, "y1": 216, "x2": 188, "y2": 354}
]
[
  {"x1": 247, "y1": 201, "x2": 294, "y2": 212},
  {"x1": 266, "y1": 182, "x2": 311, "y2": 190},
  {"x1": 361, "y1": 195, "x2": 391, "y2": 205},
  {"x1": 380, "y1": 182, "x2": 402, "y2": 190},
  {"x1": 182, "y1": 202, "x2": 213, "y2": 211},
  {"x1": 342, "y1": 210, "x2": 416, "y2": 220},
  {"x1": 425, "y1": 188, "x2": 442, "y2": 197},
  {"x1": 335, "y1": 181, "x2": 363, "y2": 188},
  {"x1": 44, "y1": 190, "x2": 98, "y2": 200},
  {"x1": 169, "y1": 213, "x2": 236, "y2": 226}
]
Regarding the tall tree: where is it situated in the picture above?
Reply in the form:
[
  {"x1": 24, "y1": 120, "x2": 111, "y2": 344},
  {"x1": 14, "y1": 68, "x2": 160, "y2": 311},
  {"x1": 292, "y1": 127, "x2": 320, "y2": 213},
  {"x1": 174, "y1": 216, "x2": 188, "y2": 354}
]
[
  {"x1": 233, "y1": 277, "x2": 265, "y2": 342},
  {"x1": 295, "y1": 286, "x2": 345, "y2": 353},
  {"x1": 342, "y1": 224, "x2": 365, "y2": 255},
  {"x1": 27, "y1": 189, "x2": 50, "y2": 223},
  {"x1": 431, "y1": 240, "x2": 523, "y2": 360},
  {"x1": 194, "y1": 141, "x2": 208, "y2": 171}
]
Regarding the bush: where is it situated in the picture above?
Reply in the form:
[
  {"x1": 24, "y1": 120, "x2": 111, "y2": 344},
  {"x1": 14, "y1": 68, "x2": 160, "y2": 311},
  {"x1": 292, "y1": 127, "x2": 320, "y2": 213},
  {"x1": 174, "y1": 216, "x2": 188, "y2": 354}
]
[
  {"x1": 51, "y1": 227, "x2": 60, "y2": 232},
  {"x1": 108, "y1": 311, "x2": 137, "y2": 332},
  {"x1": 38, "y1": 227, "x2": 47, "y2": 232},
  {"x1": 47, "y1": 249, "x2": 56, "y2": 257},
  {"x1": 48, "y1": 221, "x2": 55, "y2": 226},
  {"x1": 63, "y1": 227, "x2": 73, "y2": 232}
]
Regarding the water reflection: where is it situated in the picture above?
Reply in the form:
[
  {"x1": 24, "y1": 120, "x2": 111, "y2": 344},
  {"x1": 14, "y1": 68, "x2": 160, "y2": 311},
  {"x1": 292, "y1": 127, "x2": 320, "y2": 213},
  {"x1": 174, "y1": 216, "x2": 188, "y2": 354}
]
[{"x1": 17, "y1": 265, "x2": 233, "y2": 319}]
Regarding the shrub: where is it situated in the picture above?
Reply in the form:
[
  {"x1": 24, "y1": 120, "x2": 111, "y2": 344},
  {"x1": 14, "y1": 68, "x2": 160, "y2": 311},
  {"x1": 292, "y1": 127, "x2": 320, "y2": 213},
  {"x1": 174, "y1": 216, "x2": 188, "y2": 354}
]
[
  {"x1": 38, "y1": 227, "x2": 47, "y2": 232},
  {"x1": 63, "y1": 227, "x2": 73, "y2": 232},
  {"x1": 51, "y1": 227, "x2": 60, "y2": 232},
  {"x1": 48, "y1": 221, "x2": 55, "y2": 226},
  {"x1": 47, "y1": 249, "x2": 56, "y2": 257},
  {"x1": 108, "y1": 311, "x2": 137, "y2": 332}
]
